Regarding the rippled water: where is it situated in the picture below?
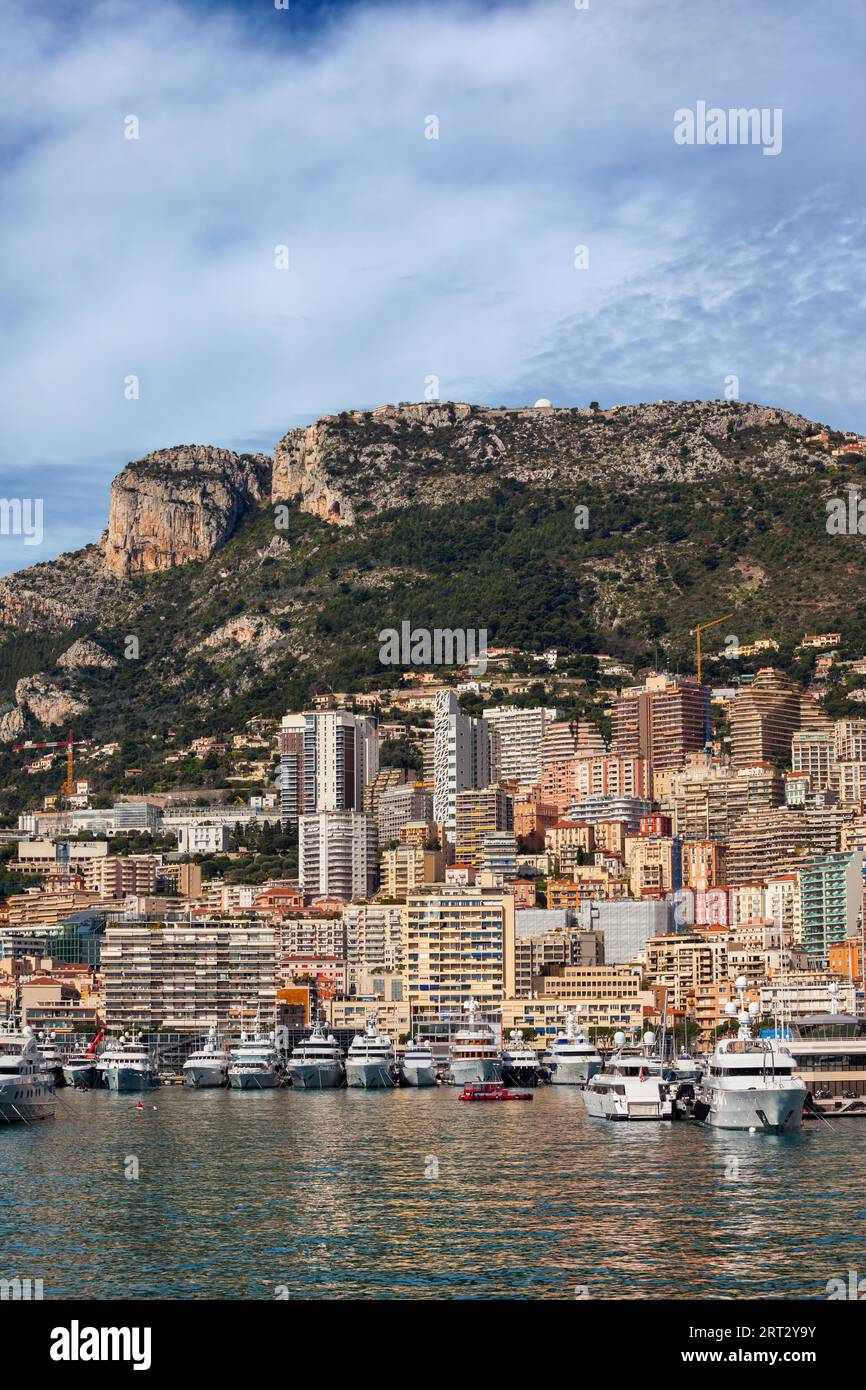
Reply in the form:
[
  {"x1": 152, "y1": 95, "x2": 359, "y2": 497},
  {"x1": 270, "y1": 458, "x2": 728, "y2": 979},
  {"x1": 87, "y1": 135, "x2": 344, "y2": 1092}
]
[{"x1": 2, "y1": 1086, "x2": 865, "y2": 1299}]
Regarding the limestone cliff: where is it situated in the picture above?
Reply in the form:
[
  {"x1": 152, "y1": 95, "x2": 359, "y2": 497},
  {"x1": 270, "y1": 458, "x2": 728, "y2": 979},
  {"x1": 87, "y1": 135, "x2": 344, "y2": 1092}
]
[
  {"x1": 104, "y1": 445, "x2": 272, "y2": 577},
  {"x1": 272, "y1": 399, "x2": 823, "y2": 527}
]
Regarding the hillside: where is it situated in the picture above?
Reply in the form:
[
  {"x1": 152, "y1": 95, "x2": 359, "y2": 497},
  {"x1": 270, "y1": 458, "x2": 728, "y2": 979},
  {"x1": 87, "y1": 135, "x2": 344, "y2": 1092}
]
[{"x1": 2, "y1": 398, "x2": 866, "y2": 802}]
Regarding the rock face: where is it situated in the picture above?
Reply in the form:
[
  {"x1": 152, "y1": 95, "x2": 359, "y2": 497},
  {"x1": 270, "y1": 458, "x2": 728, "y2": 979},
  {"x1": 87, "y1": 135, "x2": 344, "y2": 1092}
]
[
  {"x1": 104, "y1": 445, "x2": 272, "y2": 577},
  {"x1": 56, "y1": 638, "x2": 118, "y2": 671},
  {"x1": 272, "y1": 399, "x2": 826, "y2": 527},
  {"x1": 14, "y1": 675, "x2": 87, "y2": 730}
]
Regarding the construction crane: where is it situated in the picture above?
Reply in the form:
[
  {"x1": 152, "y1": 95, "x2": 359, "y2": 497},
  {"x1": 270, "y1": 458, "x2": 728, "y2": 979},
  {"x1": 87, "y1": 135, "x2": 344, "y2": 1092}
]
[
  {"x1": 11, "y1": 728, "x2": 94, "y2": 803},
  {"x1": 691, "y1": 613, "x2": 734, "y2": 686}
]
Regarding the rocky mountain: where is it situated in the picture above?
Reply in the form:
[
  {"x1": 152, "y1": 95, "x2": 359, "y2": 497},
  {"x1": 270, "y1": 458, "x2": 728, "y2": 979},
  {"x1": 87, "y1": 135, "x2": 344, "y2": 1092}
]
[{"x1": 0, "y1": 398, "x2": 865, "y2": 767}]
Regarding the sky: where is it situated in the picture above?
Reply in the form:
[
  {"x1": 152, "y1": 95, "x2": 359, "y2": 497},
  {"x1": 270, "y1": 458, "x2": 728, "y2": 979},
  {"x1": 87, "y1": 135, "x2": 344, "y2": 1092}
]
[{"x1": 0, "y1": 0, "x2": 864, "y2": 574}]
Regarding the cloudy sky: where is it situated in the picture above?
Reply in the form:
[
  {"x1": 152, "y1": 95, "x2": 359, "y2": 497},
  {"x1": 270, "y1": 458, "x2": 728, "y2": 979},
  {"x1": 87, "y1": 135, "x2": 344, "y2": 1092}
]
[{"x1": 0, "y1": 0, "x2": 864, "y2": 573}]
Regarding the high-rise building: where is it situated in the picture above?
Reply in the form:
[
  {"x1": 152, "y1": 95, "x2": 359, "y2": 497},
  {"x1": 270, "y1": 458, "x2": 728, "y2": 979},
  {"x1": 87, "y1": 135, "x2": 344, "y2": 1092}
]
[
  {"x1": 455, "y1": 785, "x2": 514, "y2": 866},
  {"x1": 378, "y1": 784, "x2": 434, "y2": 843},
  {"x1": 613, "y1": 674, "x2": 708, "y2": 773},
  {"x1": 725, "y1": 808, "x2": 820, "y2": 886},
  {"x1": 403, "y1": 885, "x2": 516, "y2": 1022},
  {"x1": 539, "y1": 719, "x2": 606, "y2": 770},
  {"x1": 730, "y1": 668, "x2": 801, "y2": 767},
  {"x1": 278, "y1": 711, "x2": 379, "y2": 823},
  {"x1": 791, "y1": 730, "x2": 837, "y2": 793},
  {"x1": 481, "y1": 706, "x2": 560, "y2": 782},
  {"x1": 298, "y1": 811, "x2": 377, "y2": 900},
  {"x1": 433, "y1": 689, "x2": 492, "y2": 833},
  {"x1": 798, "y1": 851, "x2": 864, "y2": 966},
  {"x1": 668, "y1": 756, "x2": 784, "y2": 841},
  {"x1": 342, "y1": 902, "x2": 405, "y2": 985}
]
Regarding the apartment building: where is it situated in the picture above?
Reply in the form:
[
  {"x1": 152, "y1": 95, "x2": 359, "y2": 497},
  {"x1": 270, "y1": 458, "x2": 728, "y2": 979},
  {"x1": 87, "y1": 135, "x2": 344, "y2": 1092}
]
[
  {"x1": 432, "y1": 689, "x2": 492, "y2": 834},
  {"x1": 342, "y1": 902, "x2": 405, "y2": 985},
  {"x1": 277, "y1": 914, "x2": 347, "y2": 958},
  {"x1": 668, "y1": 757, "x2": 784, "y2": 841},
  {"x1": 730, "y1": 668, "x2": 801, "y2": 767},
  {"x1": 644, "y1": 932, "x2": 728, "y2": 1012},
  {"x1": 101, "y1": 920, "x2": 278, "y2": 1034},
  {"x1": 482, "y1": 705, "x2": 560, "y2": 782},
  {"x1": 541, "y1": 754, "x2": 649, "y2": 813},
  {"x1": 791, "y1": 729, "x2": 837, "y2": 793},
  {"x1": 454, "y1": 785, "x2": 513, "y2": 866},
  {"x1": 613, "y1": 674, "x2": 708, "y2": 773},
  {"x1": 298, "y1": 811, "x2": 377, "y2": 900},
  {"x1": 278, "y1": 710, "x2": 379, "y2": 823},
  {"x1": 377, "y1": 784, "x2": 434, "y2": 843},
  {"x1": 681, "y1": 840, "x2": 726, "y2": 892},
  {"x1": 379, "y1": 845, "x2": 443, "y2": 898},
  {"x1": 539, "y1": 719, "x2": 606, "y2": 770},
  {"x1": 403, "y1": 886, "x2": 516, "y2": 1022},
  {"x1": 798, "y1": 851, "x2": 864, "y2": 966},
  {"x1": 725, "y1": 808, "x2": 819, "y2": 886}
]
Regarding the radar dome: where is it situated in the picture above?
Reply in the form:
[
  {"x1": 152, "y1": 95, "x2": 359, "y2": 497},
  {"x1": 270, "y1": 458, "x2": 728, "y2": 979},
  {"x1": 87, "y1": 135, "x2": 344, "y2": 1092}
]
[
  {"x1": 613, "y1": 1031, "x2": 626, "y2": 1048},
  {"x1": 533, "y1": 398, "x2": 553, "y2": 408}
]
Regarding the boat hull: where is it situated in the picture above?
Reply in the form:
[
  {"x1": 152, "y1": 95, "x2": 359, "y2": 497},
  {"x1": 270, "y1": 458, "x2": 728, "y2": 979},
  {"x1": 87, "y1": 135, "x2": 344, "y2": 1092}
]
[
  {"x1": 698, "y1": 1085, "x2": 806, "y2": 1132},
  {"x1": 447, "y1": 1057, "x2": 501, "y2": 1086},
  {"x1": 500, "y1": 1064, "x2": 541, "y2": 1088},
  {"x1": 0, "y1": 1098, "x2": 55, "y2": 1123},
  {"x1": 345, "y1": 1062, "x2": 397, "y2": 1089},
  {"x1": 106, "y1": 1066, "x2": 159, "y2": 1092},
  {"x1": 401, "y1": 1063, "x2": 437, "y2": 1087},
  {"x1": 183, "y1": 1065, "x2": 228, "y2": 1089},
  {"x1": 228, "y1": 1070, "x2": 281, "y2": 1089},
  {"x1": 581, "y1": 1080, "x2": 673, "y2": 1121},
  {"x1": 548, "y1": 1058, "x2": 602, "y2": 1086},
  {"x1": 62, "y1": 1064, "x2": 97, "y2": 1088},
  {"x1": 286, "y1": 1062, "x2": 344, "y2": 1089}
]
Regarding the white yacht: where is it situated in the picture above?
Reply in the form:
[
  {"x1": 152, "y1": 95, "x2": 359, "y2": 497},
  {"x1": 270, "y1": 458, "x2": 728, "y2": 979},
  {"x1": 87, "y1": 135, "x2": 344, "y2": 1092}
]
[
  {"x1": 446, "y1": 1000, "x2": 502, "y2": 1085},
  {"x1": 345, "y1": 1015, "x2": 398, "y2": 1089},
  {"x1": 102, "y1": 1035, "x2": 160, "y2": 1092},
  {"x1": 183, "y1": 1031, "x2": 231, "y2": 1088},
  {"x1": 400, "y1": 1037, "x2": 437, "y2": 1087},
  {"x1": 581, "y1": 1031, "x2": 677, "y2": 1121},
  {"x1": 695, "y1": 982, "x2": 806, "y2": 1132},
  {"x1": 0, "y1": 1025, "x2": 56, "y2": 1123},
  {"x1": 286, "y1": 1017, "x2": 344, "y2": 1089},
  {"x1": 500, "y1": 1029, "x2": 544, "y2": 1087},
  {"x1": 544, "y1": 1011, "x2": 603, "y2": 1086},
  {"x1": 62, "y1": 1052, "x2": 99, "y2": 1088},
  {"x1": 37, "y1": 1034, "x2": 66, "y2": 1087},
  {"x1": 228, "y1": 1030, "x2": 283, "y2": 1089}
]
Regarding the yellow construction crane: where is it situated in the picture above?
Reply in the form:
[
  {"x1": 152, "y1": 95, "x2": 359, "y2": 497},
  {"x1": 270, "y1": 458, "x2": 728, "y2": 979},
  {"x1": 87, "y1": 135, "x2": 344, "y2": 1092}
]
[{"x1": 691, "y1": 613, "x2": 734, "y2": 685}]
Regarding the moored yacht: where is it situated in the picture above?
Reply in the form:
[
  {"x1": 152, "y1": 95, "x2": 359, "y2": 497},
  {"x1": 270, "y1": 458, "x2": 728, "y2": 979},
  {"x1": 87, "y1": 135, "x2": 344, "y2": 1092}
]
[
  {"x1": 400, "y1": 1037, "x2": 437, "y2": 1087},
  {"x1": 228, "y1": 1030, "x2": 283, "y2": 1089},
  {"x1": 36, "y1": 1034, "x2": 66, "y2": 1088},
  {"x1": 183, "y1": 1031, "x2": 230, "y2": 1088},
  {"x1": 286, "y1": 1017, "x2": 344, "y2": 1089},
  {"x1": 62, "y1": 1052, "x2": 99, "y2": 1088},
  {"x1": 544, "y1": 1011, "x2": 602, "y2": 1086},
  {"x1": 345, "y1": 1014, "x2": 398, "y2": 1089},
  {"x1": 102, "y1": 1035, "x2": 160, "y2": 1092},
  {"x1": 0, "y1": 1025, "x2": 56, "y2": 1123},
  {"x1": 500, "y1": 1029, "x2": 544, "y2": 1087},
  {"x1": 581, "y1": 1031, "x2": 676, "y2": 1121},
  {"x1": 694, "y1": 980, "x2": 806, "y2": 1132},
  {"x1": 446, "y1": 1000, "x2": 502, "y2": 1086}
]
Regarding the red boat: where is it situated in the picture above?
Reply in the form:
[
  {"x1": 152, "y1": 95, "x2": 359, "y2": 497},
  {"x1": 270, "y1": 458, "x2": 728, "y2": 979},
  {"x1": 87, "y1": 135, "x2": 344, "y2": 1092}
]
[{"x1": 458, "y1": 1081, "x2": 533, "y2": 1102}]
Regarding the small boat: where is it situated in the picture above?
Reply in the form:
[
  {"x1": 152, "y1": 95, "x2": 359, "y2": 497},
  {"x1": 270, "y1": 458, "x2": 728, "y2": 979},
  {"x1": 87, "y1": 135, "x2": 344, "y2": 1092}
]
[{"x1": 459, "y1": 1081, "x2": 533, "y2": 1103}]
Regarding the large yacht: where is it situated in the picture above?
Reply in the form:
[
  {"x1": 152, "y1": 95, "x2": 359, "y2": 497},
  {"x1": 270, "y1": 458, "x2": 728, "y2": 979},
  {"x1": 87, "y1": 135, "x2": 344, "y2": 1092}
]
[
  {"x1": 286, "y1": 1017, "x2": 344, "y2": 1089},
  {"x1": 345, "y1": 1015, "x2": 398, "y2": 1089},
  {"x1": 36, "y1": 1034, "x2": 66, "y2": 1088},
  {"x1": 228, "y1": 1030, "x2": 283, "y2": 1089},
  {"x1": 544, "y1": 1011, "x2": 603, "y2": 1086},
  {"x1": 62, "y1": 1028, "x2": 104, "y2": 1088},
  {"x1": 400, "y1": 1037, "x2": 438, "y2": 1087},
  {"x1": 102, "y1": 1036, "x2": 160, "y2": 1092},
  {"x1": 694, "y1": 981, "x2": 806, "y2": 1132},
  {"x1": 500, "y1": 1029, "x2": 544, "y2": 1087},
  {"x1": 0, "y1": 1025, "x2": 56, "y2": 1123},
  {"x1": 183, "y1": 1031, "x2": 231, "y2": 1088},
  {"x1": 581, "y1": 1031, "x2": 677, "y2": 1121},
  {"x1": 446, "y1": 1000, "x2": 502, "y2": 1086}
]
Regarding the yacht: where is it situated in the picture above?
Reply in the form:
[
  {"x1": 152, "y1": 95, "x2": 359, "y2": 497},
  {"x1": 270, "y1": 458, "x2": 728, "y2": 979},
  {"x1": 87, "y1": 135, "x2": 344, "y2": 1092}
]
[
  {"x1": 500, "y1": 1029, "x2": 544, "y2": 1087},
  {"x1": 102, "y1": 1036, "x2": 160, "y2": 1092},
  {"x1": 345, "y1": 1015, "x2": 398, "y2": 1089},
  {"x1": 228, "y1": 1030, "x2": 283, "y2": 1089},
  {"x1": 694, "y1": 982, "x2": 806, "y2": 1132},
  {"x1": 446, "y1": 1000, "x2": 502, "y2": 1086},
  {"x1": 62, "y1": 1052, "x2": 99, "y2": 1088},
  {"x1": 0, "y1": 1025, "x2": 56, "y2": 1123},
  {"x1": 37, "y1": 1034, "x2": 66, "y2": 1088},
  {"x1": 544, "y1": 1011, "x2": 603, "y2": 1086},
  {"x1": 286, "y1": 1017, "x2": 344, "y2": 1089},
  {"x1": 400, "y1": 1037, "x2": 438, "y2": 1087},
  {"x1": 183, "y1": 1031, "x2": 231, "y2": 1088},
  {"x1": 581, "y1": 1031, "x2": 677, "y2": 1121}
]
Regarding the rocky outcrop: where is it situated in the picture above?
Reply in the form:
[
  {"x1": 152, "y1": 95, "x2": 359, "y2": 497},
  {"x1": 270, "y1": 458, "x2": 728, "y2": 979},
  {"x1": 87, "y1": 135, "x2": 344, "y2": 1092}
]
[
  {"x1": 272, "y1": 399, "x2": 827, "y2": 527},
  {"x1": 13, "y1": 675, "x2": 87, "y2": 730},
  {"x1": 193, "y1": 614, "x2": 286, "y2": 667},
  {"x1": 56, "y1": 638, "x2": 118, "y2": 671},
  {"x1": 0, "y1": 705, "x2": 26, "y2": 743},
  {"x1": 104, "y1": 445, "x2": 272, "y2": 577}
]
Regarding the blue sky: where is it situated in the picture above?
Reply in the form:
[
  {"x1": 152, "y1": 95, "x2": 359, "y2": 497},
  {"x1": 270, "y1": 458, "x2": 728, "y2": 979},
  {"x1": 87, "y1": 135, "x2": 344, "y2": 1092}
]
[{"x1": 1, "y1": 0, "x2": 864, "y2": 574}]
